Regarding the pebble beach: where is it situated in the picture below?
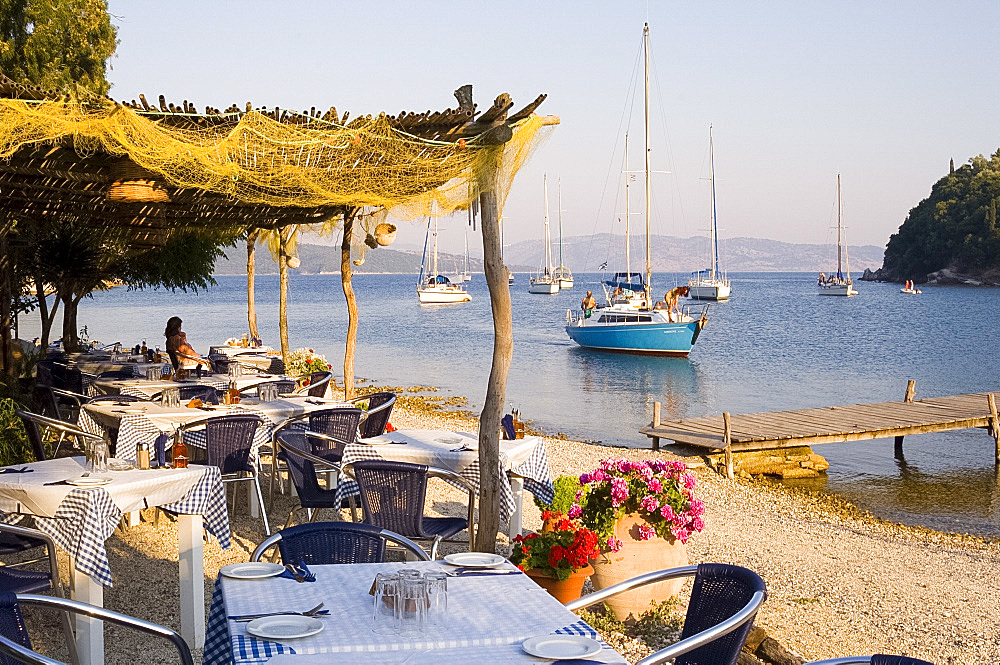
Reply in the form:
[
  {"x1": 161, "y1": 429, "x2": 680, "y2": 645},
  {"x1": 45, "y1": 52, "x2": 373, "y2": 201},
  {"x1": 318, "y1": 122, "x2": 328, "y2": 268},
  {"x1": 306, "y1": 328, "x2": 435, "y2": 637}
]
[{"x1": 24, "y1": 391, "x2": 1000, "y2": 664}]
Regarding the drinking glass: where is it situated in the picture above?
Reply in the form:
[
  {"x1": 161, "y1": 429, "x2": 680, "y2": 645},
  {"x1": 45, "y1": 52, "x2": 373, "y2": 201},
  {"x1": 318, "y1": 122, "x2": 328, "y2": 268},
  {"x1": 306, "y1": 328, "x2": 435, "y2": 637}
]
[
  {"x1": 87, "y1": 438, "x2": 109, "y2": 473},
  {"x1": 423, "y1": 570, "x2": 448, "y2": 628},
  {"x1": 146, "y1": 367, "x2": 159, "y2": 380},
  {"x1": 372, "y1": 573, "x2": 399, "y2": 635},
  {"x1": 397, "y1": 575, "x2": 426, "y2": 634}
]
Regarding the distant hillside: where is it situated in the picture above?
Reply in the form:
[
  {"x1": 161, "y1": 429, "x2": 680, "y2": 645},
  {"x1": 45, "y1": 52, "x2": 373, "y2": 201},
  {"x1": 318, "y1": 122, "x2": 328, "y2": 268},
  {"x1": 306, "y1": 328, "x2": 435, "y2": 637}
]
[
  {"x1": 216, "y1": 235, "x2": 884, "y2": 276},
  {"x1": 502, "y1": 234, "x2": 885, "y2": 273},
  {"x1": 869, "y1": 151, "x2": 1000, "y2": 285}
]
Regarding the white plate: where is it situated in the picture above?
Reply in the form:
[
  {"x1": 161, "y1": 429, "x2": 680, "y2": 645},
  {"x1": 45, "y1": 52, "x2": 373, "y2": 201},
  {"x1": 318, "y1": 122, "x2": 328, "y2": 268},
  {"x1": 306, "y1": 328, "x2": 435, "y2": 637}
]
[
  {"x1": 435, "y1": 436, "x2": 465, "y2": 445},
  {"x1": 442, "y1": 552, "x2": 506, "y2": 568},
  {"x1": 521, "y1": 635, "x2": 602, "y2": 660},
  {"x1": 107, "y1": 458, "x2": 134, "y2": 472},
  {"x1": 220, "y1": 562, "x2": 286, "y2": 580},
  {"x1": 122, "y1": 408, "x2": 146, "y2": 414},
  {"x1": 65, "y1": 476, "x2": 112, "y2": 486},
  {"x1": 246, "y1": 615, "x2": 324, "y2": 640}
]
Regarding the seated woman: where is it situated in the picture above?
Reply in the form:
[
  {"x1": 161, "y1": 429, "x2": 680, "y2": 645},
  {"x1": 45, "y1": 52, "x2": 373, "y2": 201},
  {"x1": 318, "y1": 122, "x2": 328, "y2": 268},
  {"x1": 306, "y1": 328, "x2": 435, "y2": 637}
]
[{"x1": 163, "y1": 316, "x2": 209, "y2": 371}]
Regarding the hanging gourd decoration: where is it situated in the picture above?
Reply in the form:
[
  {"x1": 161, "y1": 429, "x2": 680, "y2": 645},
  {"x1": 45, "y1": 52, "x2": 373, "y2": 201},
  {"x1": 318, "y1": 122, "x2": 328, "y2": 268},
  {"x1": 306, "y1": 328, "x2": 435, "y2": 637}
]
[
  {"x1": 374, "y1": 223, "x2": 397, "y2": 246},
  {"x1": 106, "y1": 158, "x2": 170, "y2": 203},
  {"x1": 286, "y1": 256, "x2": 301, "y2": 269},
  {"x1": 364, "y1": 233, "x2": 379, "y2": 249},
  {"x1": 458, "y1": 138, "x2": 466, "y2": 149}
]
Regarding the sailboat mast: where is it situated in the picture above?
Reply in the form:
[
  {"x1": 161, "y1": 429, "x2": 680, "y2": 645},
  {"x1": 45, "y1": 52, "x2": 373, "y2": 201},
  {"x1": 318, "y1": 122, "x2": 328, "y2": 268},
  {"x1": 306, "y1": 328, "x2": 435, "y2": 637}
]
[
  {"x1": 432, "y1": 216, "x2": 439, "y2": 279},
  {"x1": 543, "y1": 174, "x2": 553, "y2": 275},
  {"x1": 709, "y1": 125, "x2": 717, "y2": 280},
  {"x1": 836, "y1": 173, "x2": 843, "y2": 278},
  {"x1": 624, "y1": 133, "x2": 631, "y2": 279},
  {"x1": 643, "y1": 22, "x2": 652, "y2": 305}
]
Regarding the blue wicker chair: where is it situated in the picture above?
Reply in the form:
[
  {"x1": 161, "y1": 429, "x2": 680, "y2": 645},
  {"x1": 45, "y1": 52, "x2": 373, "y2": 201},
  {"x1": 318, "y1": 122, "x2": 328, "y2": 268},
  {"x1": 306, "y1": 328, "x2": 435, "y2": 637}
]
[
  {"x1": 345, "y1": 459, "x2": 475, "y2": 559},
  {"x1": 349, "y1": 392, "x2": 396, "y2": 439},
  {"x1": 565, "y1": 564, "x2": 767, "y2": 665},
  {"x1": 178, "y1": 415, "x2": 267, "y2": 534},
  {"x1": 0, "y1": 592, "x2": 192, "y2": 665},
  {"x1": 295, "y1": 371, "x2": 333, "y2": 398},
  {"x1": 250, "y1": 521, "x2": 429, "y2": 566},
  {"x1": 273, "y1": 431, "x2": 352, "y2": 526},
  {"x1": 807, "y1": 657, "x2": 936, "y2": 664}
]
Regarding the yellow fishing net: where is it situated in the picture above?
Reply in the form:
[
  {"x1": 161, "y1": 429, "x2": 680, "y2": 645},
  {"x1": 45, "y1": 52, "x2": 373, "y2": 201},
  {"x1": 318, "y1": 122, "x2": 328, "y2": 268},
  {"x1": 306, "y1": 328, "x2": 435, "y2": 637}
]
[{"x1": 0, "y1": 98, "x2": 557, "y2": 218}]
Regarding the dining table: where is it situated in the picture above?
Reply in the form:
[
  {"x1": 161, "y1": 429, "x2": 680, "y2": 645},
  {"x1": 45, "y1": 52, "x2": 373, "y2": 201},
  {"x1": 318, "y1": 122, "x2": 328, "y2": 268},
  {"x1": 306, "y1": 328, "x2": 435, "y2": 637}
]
[
  {"x1": 0, "y1": 457, "x2": 231, "y2": 665},
  {"x1": 337, "y1": 430, "x2": 554, "y2": 538},
  {"x1": 202, "y1": 560, "x2": 627, "y2": 665},
  {"x1": 90, "y1": 372, "x2": 298, "y2": 400}
]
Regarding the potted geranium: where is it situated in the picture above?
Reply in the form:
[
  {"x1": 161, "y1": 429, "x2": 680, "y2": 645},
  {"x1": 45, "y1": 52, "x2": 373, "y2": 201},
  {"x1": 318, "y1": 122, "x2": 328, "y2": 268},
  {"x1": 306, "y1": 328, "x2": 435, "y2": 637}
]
[
  {"x1": 510, "y1": 511, "x2": 601, "y2": 603},
  {"x1": 570, "y1": 458, "x2": 705, "y2": 619}
]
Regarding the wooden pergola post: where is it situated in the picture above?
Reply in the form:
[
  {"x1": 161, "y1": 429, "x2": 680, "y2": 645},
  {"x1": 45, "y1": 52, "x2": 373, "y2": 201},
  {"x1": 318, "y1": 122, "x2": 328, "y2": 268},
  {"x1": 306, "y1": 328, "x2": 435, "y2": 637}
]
[
  {"x1": 896, "y1": 379, "x2": 916, "y2": 458},
  {"x1": 474, "y1": 182, "x2": 511, "y2": 551},
  {"x1": 340, "y1": 207, "x2": 359, "y2": 400}
]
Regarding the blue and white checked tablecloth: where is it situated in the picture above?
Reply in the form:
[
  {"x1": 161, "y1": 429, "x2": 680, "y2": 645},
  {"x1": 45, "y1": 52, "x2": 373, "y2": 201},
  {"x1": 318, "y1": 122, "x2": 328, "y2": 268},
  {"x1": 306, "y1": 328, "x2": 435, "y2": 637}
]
[
  {"x1": 203, "y1": 561, "x2": 613, "y2": 665},
  {"x1": 333, "y1": 430, "x2": 554, "y2": 522},
  {"x1": 0, "y1": 458, "x2": 230, "y2": 586}
]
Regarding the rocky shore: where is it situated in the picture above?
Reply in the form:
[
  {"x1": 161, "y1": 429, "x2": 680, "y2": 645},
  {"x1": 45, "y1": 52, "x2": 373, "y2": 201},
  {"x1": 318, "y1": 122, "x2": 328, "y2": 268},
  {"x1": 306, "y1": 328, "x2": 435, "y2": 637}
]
[
  {"x1": 24, "y1": 390, "x2": 1000, "y2": 664},
  {"x1": 862, "y1": 265, "x2": 1000, "y2": 286}
]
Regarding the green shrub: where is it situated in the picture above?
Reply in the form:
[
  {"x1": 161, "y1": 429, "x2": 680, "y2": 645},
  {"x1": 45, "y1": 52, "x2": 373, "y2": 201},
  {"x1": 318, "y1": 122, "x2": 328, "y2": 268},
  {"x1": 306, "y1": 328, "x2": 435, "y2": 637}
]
[
  {"x1": 0, "y1": 397, "x2": 33, "y2": 466},
  {"x1": 534, "y1": 474, "x2": 582, "y2": 515}
]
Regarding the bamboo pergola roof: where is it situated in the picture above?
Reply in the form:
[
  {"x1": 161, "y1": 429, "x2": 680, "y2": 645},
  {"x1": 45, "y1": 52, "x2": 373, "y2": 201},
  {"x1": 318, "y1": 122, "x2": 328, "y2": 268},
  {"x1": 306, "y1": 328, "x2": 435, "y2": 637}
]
[{"x1": 0, "y1": 74, "x2": 548, "y2": 246}]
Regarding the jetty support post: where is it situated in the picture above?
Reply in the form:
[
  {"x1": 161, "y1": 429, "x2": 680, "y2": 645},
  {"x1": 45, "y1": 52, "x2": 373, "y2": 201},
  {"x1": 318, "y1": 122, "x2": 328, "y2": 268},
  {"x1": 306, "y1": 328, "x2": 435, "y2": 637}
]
[
  {"x1": 651, "y1": 401, "x2": 661, "y2": 451},
  {"x1": 722, "y1": 411, "x2": 734, "y2": 480},
  {"x1": 988, "y1": 393, "x2": 1000, "y2": 464},
  {"x1": 896, "y1": 379, "x2": 917, "y2": 458}
]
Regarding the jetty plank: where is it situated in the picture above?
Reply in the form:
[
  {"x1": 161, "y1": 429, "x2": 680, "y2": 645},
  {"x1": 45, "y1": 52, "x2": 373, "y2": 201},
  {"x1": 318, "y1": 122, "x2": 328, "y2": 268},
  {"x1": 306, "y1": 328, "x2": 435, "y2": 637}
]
[{"x1": 640, "y1": 390, "x2": 1000, "y2": 460}]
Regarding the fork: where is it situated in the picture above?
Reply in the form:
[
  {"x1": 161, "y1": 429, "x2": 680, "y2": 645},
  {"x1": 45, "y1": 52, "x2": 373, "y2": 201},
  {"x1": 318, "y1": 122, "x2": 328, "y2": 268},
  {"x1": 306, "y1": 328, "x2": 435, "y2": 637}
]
[{"x1": 230, "y1": 602, "x2": 325, "y2": 622}]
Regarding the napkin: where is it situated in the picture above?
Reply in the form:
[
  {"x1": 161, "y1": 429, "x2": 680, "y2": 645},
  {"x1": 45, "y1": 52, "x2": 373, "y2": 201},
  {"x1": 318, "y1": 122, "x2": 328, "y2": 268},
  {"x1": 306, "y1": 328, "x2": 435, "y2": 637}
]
[
  {"x1": 279, "y1": 562, "x2": 316, "y2": 582},
  {"x1": 0, "y1": 467, "x2": 32, "y2": 474}
]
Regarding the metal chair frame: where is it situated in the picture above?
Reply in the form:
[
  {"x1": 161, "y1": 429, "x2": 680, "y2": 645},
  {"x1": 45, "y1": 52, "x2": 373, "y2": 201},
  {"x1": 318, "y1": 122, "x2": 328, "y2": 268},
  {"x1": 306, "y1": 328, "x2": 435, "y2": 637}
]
[
  {"x1": 266, "y1": 408, "x2": 362, "y2": 506},
  {"x1": 347, "y1": 392, "x2": 397, "y2": 439},
  {"x1": 341, "y1": 461, "x2": 477, "y2": 559},
  {"x1": 0, "y1": 593, "x2": 193, "y2": 665},
  {"x1": 564, "y1": 565, "x2": 767, "y2": 665},
  {"x1": 250, "y1": 523, "x2": 431, "y2": 564},
  {"x1": 0, "y1": 524, "x2": 61, "y2": 587},
  {"x1": 271, "y1": 432, "x2": 350, "y2": 527},
  {"x1": 293, "y1": 372, "x2": 333, "y2": 398},
  {"x1": 14, "y1": 410, "x2": 103, "y2": 461},
  {"x1": 175, "y1": 415, "x2": 269, "y2": 535},
  {"x1": 807, "y1": 658, "x2": 934, "y2": 665}
]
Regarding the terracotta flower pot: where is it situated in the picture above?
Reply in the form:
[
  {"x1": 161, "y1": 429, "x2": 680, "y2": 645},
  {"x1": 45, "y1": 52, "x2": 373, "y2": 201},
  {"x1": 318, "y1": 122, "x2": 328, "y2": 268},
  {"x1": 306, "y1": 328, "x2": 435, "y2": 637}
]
[
  {"x1": 589, "y1": 514, "x2": 687, "y2": 620},
  {"x1": 524, "y1": 564, "x2": 594, "y2": 604}
]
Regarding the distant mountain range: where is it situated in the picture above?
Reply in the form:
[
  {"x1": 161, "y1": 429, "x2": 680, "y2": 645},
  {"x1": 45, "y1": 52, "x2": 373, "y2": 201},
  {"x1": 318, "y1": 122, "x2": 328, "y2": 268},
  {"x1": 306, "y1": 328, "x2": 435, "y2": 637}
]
[{"x1": 214, "y1": 235, "x2": 885, "y2": 275}]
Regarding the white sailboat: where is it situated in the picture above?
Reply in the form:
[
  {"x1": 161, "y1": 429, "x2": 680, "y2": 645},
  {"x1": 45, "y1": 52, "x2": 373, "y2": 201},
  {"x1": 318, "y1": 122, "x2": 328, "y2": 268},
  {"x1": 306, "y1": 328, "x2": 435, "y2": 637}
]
[
  {"x1": 528, "y1": 174, "x2": 560, "y2": 294},
  {"x1": 817, "y1": 173, "x2": 858, "y2": 296},
  {"x1": 453, "y1": 231, "x2": 472, "y2": 282},
  {"x1": 553, "y1": 178, "x2": 574, "y2": 289},
  {"x1": 417, "y1": 216, "x2": 471, "y2": 304},
  {"x1": 688, "y1": 126, "x2": 731, "y2": 301},
  {"x1": 566, "y1": 23, "x2": 709, "y2": 356}
]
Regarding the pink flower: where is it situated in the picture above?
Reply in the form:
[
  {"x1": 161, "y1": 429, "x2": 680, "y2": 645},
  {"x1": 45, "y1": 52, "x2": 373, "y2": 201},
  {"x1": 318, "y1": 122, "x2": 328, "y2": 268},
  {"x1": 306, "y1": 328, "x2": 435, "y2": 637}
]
[
  {"x1": 646, "y1": 478, "x2": 663, "y2": 494},
  {"x1": 689, "y1": 499, "x2": 705, "y2": 516},
  {"x1": 606, "y1": 537, "x2": 622, "y2": 552},
  {"x1": 637, "y1": 524, "x2": 656, "y2": 540},
  {"x1": 683, "y1": 473, "x2": 697, "y2": 489},
  {"x1": 690, "y1": 516, "x2": 704, "y2": 532},
  {"x1": 640, "y1": 495, "x2": 659, "y2": 513},
  {"x1": 659, "y1": 505, "x2": 675, "y2": 521},
  {"x1": 672, "y1": 526, "x2": 691, "y2": 543},
  {"x1": 610, "y1": 478, "x2": 629, "y2": 506},
  {"x1": 567, "y1": 504, "x2": 583, "y2": 519},
  {"x1": 590, "y1": 469, "x2": 608, "y2": 483}
]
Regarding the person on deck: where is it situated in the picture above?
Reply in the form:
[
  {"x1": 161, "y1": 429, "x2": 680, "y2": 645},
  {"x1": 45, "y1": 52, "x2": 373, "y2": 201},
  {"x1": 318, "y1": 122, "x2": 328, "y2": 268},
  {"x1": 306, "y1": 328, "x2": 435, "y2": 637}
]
[
  {"x1": 164, "y1": 316, "x2": 209, "y2": 371},
  {"x1": 581, "y1": 291, "x2": 597, "y2": 318},
  {"x1": 663, "y1": 286, "x2": 689, "y2": 322}
]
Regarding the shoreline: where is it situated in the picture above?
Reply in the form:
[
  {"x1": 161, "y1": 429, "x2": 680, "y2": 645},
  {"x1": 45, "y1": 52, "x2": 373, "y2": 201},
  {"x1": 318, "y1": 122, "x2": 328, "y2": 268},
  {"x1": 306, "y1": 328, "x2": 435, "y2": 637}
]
[{"x1": 379, "y1": 385, "x2": 1000, "y2": 663}]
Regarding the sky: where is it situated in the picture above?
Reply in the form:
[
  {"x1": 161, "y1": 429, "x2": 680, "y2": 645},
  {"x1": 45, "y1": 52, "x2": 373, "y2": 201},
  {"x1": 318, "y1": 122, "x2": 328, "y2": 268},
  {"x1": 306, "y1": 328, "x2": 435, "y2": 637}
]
[{"x1": 105, "y1": 1, "x2": 1000, "y2": 256}]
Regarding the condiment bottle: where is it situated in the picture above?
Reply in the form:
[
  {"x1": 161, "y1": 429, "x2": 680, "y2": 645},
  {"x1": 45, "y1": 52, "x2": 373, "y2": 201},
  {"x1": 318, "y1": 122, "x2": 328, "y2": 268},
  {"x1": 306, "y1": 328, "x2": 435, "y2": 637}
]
[
  {"x1": 172, "y1": 432, "x2": 188, "y2": 469},
  {"x1": 137, "y1": 442, "x2": 150, "y2": 470},
  {"x1": 228, "y1": 379, "x2": 240, "y2": 404},
  {"x1": 141, "y1": 339, "x2": 147, "y2": 355}
]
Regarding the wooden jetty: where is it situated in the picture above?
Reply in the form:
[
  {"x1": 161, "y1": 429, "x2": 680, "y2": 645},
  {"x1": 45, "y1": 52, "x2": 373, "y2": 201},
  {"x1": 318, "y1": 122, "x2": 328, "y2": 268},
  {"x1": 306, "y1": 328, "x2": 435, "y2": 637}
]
[{"x1": 640, "y1": 381, "x2": 1000, "y2": 478}]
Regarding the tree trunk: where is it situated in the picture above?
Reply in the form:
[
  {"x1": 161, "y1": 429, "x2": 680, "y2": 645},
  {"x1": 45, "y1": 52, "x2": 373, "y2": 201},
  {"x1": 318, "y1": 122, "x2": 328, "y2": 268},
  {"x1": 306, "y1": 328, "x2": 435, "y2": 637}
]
[
  {"x1": 475, "y1": 187, "x2": 511, "y2": 551},
  {"x1": 61, "y1": 293, "x2": 80, "y2": 352},
  {"x1": 34, "y1": 275, "x2": 59, "y2": 358},
  {"x1": 0, "y1": 228, "x2": 10, "y2": 377},
  {"x1": 278, "y1": 230, "x2": 290, "y2": 365},
  {"x1": 340, "y1": 209, "x2": 358, "y2": 400},
  {"x1": 247, "y1": 229, "x2": 259, "y2": 341}
]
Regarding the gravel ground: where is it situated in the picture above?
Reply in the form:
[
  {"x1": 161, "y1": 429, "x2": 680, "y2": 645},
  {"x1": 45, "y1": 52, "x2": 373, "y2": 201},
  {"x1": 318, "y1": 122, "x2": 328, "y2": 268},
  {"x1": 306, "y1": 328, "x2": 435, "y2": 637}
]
[{"x1": 22, "y1": 396, "x2": 1000, "y2": 664}]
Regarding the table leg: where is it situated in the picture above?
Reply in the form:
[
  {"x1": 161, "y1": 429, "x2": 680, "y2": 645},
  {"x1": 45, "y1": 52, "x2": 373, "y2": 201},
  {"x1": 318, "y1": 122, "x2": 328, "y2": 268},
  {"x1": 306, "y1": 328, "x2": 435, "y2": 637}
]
[
  {"x1": 177, "y1": 514, "x2": 205, "y2": 649},
  {"x1": 508, "y1": 475, "x2": 524, "y2": 539},
  {"x1": 125, "y1": 511, "x2": 140, "y2": 527},
  {"x1": 69, "y1": 559, "x2": 103, "y2": 665},
  {"x1": 247, "y1": 479, "x2": 260, "y2": 518}
]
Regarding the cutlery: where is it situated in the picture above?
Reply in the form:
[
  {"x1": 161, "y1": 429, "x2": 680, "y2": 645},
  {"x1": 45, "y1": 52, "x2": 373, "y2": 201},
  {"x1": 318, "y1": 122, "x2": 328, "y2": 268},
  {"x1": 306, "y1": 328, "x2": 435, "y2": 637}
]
[
  {"x1": 0, "y1": 467, "x2": 32, "y2": 474},
  {"x1": 229, "y1": 602, "x2": 326, "y2": 622},
  {"x1": 449, "y1": 445, "x2": 471, "y2": 452},
  {"x1": 293, "y1": 562, "x2": 315, "y2": 582},
  {"x1": 284, "y1": 564, "x2": 305, "y2": 582},
  {"x1": 444, "y1": 570, "x2": 520, "y2": 577}
]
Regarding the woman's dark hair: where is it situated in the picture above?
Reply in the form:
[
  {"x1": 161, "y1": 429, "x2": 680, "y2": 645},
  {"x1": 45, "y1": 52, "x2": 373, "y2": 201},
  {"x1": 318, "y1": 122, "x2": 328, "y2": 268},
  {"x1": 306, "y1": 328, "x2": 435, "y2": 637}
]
[{"x1": 164, "y1": 316, "x2": 183, "y2": 338}]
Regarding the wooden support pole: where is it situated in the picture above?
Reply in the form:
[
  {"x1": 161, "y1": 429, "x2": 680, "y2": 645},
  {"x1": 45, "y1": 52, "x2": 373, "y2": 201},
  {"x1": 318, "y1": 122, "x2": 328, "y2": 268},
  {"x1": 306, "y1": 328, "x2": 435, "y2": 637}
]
[
  {"x1": 894, "y1": 435, "x2": 905, "y2": 459},
  {"x1": 903, "y1": 379, "x2": 916, "y2": 403},
  {"x1": 723, "y1": 412, "x2": 733, "y2": 479},
  {"x1": 651, "y1": 401, "x2": 661, "y2": 451},
  {"x1": 988, "y1": 393, "x2": 1000, "y2": 464}
]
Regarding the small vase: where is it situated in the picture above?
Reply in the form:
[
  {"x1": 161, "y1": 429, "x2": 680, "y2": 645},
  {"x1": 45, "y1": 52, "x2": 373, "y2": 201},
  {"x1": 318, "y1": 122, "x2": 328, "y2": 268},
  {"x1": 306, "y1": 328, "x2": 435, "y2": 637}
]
[
  {"x1": 589, "y1": 514, "x2": 688, "y2": 620},
  {"x1": 524, "y1": 564, "x2": 594, "y2": 604}
]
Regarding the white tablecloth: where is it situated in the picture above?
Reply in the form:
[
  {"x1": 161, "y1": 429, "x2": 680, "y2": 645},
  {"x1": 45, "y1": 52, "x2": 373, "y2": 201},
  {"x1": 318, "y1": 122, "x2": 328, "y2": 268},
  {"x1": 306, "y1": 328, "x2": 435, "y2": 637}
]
[
  {"x1": 0, "y1": 457, "x2": 229, "y2": 585},
  {"x1": 203, "y1": 561, "x2": 624, "y2": 665},
  {"x1": 336, "y1": 430, "x2": 555, "y2": 521},
  {"x1": 81, "y1": 396, "x2": 348, "y2": 464},
  {"x1": 92, "y1": 373, "x2": 293, "y2": 399}
]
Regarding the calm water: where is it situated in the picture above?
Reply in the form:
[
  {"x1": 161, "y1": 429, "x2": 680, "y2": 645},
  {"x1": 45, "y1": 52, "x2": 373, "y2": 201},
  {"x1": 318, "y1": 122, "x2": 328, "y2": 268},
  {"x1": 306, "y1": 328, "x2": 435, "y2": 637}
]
[{"x1": 27, "y1": 271, "x2": 999, "y2": 537}]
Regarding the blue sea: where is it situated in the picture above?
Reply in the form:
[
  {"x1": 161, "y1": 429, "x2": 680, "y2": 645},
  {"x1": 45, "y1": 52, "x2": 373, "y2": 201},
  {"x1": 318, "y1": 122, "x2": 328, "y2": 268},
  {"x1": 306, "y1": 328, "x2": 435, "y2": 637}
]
[{"x1": 28, "y1": 271, "x2": 999, "y2": 538}]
